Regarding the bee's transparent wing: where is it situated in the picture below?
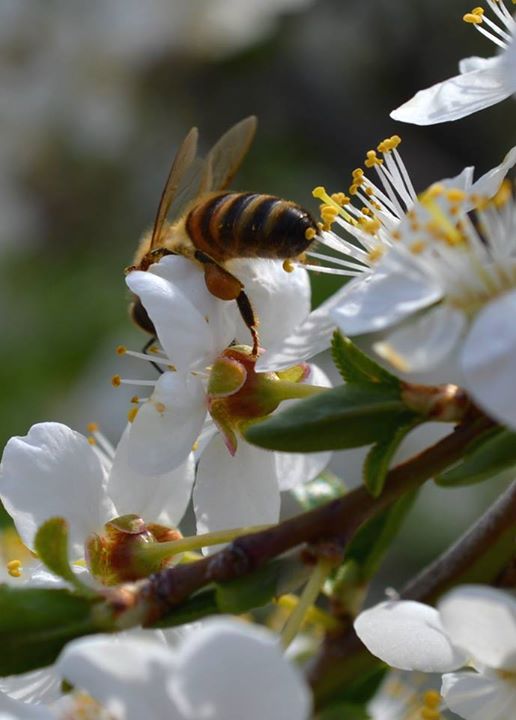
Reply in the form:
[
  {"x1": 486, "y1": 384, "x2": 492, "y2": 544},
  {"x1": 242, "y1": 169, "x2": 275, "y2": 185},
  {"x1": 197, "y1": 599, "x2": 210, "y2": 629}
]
[
  {"x1": 150, "y1": 127, "x2": 199, "y2": 249},
  {"x1": 200, "y1": 115, "x2": 257, "y2": 193}
]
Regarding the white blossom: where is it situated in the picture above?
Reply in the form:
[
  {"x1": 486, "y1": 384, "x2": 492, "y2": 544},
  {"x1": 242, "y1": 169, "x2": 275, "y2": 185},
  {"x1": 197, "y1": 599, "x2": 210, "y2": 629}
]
[
  {"x1": 0, "y1": 421, "x2": 194, "y2": 567},
  {"x1": 123, "y1": 256, "x2": 330, "y2": 533},
  {"x1": 391, "y1": 1, "x2": 516, "y2": 124},
  {"x1": 257, "y1": 143, "x2": 516, "y2": 372},
  {"x1": 354, "y1": 585, "x2": 516, "y2": 720}
]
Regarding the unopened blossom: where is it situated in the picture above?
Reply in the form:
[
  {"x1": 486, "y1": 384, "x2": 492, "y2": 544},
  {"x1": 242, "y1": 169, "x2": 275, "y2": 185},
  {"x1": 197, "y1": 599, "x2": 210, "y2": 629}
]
[
  {"x1": 391, "y1": 0, "x2": 516, "y2": 125},
  {"x1": 123, "y1": 255, "x2": 330, "y2": 534},
  {"x1": 257, "y1": 142, "x2": 516, "y2": 372},
  {"x1": 355, "y1": 585, "x2": 516, "y2": 720},
  {"x1": 0, "y1": 421, "x2": 194, "y2": 581},
  {"x1": 1, "y1": 619, "x2": 311, "y2": 720}
]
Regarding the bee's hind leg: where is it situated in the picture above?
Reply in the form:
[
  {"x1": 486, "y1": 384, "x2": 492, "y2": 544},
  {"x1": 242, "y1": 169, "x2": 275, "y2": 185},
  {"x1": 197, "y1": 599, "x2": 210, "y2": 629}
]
[{"x1": 236, "y1": 290, "x2": 260, "y2": 357}]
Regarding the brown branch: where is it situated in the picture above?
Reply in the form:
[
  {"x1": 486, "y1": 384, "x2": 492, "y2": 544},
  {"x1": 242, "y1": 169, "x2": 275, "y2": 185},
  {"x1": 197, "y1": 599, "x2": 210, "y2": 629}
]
[
  {"x1": 108, "y1": 415, "x2": 493, "y2": 626},
  {"x1": 308, "y1": 477, "x2": 516, "y2": 707}
]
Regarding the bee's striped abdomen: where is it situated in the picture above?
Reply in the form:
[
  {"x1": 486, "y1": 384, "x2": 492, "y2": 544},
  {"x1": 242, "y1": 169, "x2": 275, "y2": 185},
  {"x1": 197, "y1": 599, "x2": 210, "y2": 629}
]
[{"x1": 186, "y1": 191, "x2": 317, "y2": 263}]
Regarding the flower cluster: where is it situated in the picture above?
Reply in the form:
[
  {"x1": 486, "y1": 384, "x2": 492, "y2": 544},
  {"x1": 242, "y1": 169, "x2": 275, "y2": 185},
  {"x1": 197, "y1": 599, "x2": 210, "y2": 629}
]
[{"x1": 0, "y1": 2, "x2": 515, "y2": 719}]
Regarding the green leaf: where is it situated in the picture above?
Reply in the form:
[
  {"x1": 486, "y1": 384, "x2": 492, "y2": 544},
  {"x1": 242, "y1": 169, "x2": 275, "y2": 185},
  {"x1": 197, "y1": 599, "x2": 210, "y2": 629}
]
[
  {"x1": 331, "y1": 332, "x2": 400, "y2": 389},
  {"x1": 0, "y1": 586, "x2": 99, "y2": 675},
  {"x1": 34, "y1": 517, "x2": 95, "y2": 596},
  {"x1": 363, "y1": 421, "x2": 418, "y2": 497},
  {"x1": 152, "y1": 590, "x2": 220, "y2": 628},
  {"x1": 436, "y1": 428, "x2": 516, "y2": 486},
  {"x1": 245, "y1": 384, "x2": 415, "y2": 452},
  {"x1": 292, "y1": 472, "x2": 345, "y2": 511},
  {"x1": 344, "y1": 491, "x2": 417, "y2": 580},
  {"x1": 318, "y1": 702, "x2": 371, "y2": 720},
  {"x1": 216, "y1": 557, "x2": 310, "y2": 614}
]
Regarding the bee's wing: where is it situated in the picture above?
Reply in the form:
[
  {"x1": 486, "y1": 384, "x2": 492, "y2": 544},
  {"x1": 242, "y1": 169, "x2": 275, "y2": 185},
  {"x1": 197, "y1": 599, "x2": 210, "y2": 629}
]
[
  {"x1": 200, "y1": 115, "x2": 257, "y2": 193},
  {"x1": 150, "y1": 126, "x2": 199, "y2": 250}
]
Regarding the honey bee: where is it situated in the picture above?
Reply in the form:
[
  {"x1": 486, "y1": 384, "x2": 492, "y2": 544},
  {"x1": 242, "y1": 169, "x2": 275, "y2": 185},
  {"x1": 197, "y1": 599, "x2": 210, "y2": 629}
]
[{"x1": 128, "y1": 116, "x2": 318, "y2": 355}]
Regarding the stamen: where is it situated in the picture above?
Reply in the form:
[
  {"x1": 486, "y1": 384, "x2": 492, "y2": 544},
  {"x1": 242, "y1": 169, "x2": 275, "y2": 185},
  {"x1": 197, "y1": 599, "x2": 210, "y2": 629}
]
[
  {"x1": 7, "y1": 559, "x2": 22, "y2": 578},
  {"x1": 116, "y1": 346, "x2": 175, "y2": 368},
  {"x1": 112, "y1": 376, "x2": 156, "y2": 387}
]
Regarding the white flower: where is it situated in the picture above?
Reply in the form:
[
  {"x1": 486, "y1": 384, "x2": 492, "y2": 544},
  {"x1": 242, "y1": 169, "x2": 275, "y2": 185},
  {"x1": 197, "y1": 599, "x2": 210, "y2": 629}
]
[
  {"x1": 124, "y1": 255, "x2": 330, "y2": 533},
  {"x1": 391, "y1": 1, "x2": 516, "y2": 124},
  {"x1": 354, "y1": 584, "x2": 516, "y2": 720},
  {"x1": 257, "y1": 142, "x2": 516, "y2": 372},
  {"x1": 2, "y1": 619, "x2": 311, "y2": 720},
  {"x1": 332, "y1": 179, "x2": 516, "y2": 428},
  {"x1": 0, "y1": 421, "x2": 194, "y2": 571}
]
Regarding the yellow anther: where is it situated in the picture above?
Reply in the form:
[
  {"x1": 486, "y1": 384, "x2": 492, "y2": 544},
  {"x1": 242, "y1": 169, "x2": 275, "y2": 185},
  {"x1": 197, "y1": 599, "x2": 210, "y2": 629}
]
[
  {"x1": 378, "y1": 136, "x2": 401, "y2": 154},
  {"x1": 358, "y1": 217, "x2": 381, "y2": 234},
  {"x1": 192, "y1": 440, "x2": 200, "y2": 451},
  {"x1": 87, "y1": 422, "x2": 98, "y2": 433},
  {"x1": 368, "y1": 246, "x2": 385, "y2": 263},
  {"x1": 349, "y1": 183, "x2": 359, "y2": 196},
  {"x1": 111, "y1": 374, "x2": 121, "y2": 387},
  {"x1": 130, "y1": 395, "x2": 140, "y2": 404},
  {"x1": 282, "y1": 259, "x2": 295, "y2": 273},
  {"x1": 7, "y1": 560, "x2": 22, "y2": 578},
  {"x1": 155, "y1": 402, "x2": 166, "y2": 414},
  {"x1": 361, "y1": 207, "x2": 372, "y2": 216},
  {"x1": 423, "y1": 691, "x2": 441, "y2": 709},
  {"x1": 87, "y1": 436, "x2": 96, "y2": 445},
  {"x1": 321, "y1": 205, "x2": 338, "y2": 222},
  {"x1": 426, "y1": 183, "x2": 445, "y2": 198},
  {"x1": 352, "y1": 168, "x2": 364, "y2": 179},
  {"x1": 116, "y1": 345, "x2": 127, "y2": 356},
  {"x1": 364, "y1": 150, "x2": 382, "y2": 168},
  {"x1": 492, "y1": 178, "x2": 513, "y2": 208},
  {"x1": 331, "y1": 192, "x2": 349, "y2": 205},
  {"x1": 464, "y1": 11, "x2": 483, "y2": 23},
  {"x1": 149, "y1": 345, "x2": 160, "y2": 354},
  {"x1": 410, "y1": 240, "x2": 427, "y2": 254},
  {"x1": 421, "y1": 708, "x2": 441, "y2": 720},
  {"x1": 304, "y1": 227, "x2": 317, "y2": 241},
  {"x1": 391, "y1": 230, "x2": 401, "y2": 241},
  {"x1": 446, "y1": 188, "x2": 466, "y2": 203},
  {"x1": 127, "y1": 406, "x2": 139, "y2": 423},
  {"x1": 365, "y1": 186, "x2": 375, "y2": 197}
]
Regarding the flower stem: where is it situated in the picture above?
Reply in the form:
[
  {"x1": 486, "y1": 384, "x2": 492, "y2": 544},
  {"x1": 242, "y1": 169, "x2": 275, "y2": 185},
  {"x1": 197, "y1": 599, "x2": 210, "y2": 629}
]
[
  {"x1": 274, "y1": 381, "x2": 327, "y2": 401},
  {"x1": 135, "y1": 525, "x2": 273, "y2": 564},
  {"x1": 281, "y1": 559, "x2": 333, "y2": 649}
]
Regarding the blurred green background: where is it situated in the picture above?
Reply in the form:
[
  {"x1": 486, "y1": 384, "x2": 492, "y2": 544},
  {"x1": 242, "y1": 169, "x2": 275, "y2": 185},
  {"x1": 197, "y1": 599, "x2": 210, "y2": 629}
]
[{"x1": 0, "y1": 0, "x2": 513, "y2": 587}]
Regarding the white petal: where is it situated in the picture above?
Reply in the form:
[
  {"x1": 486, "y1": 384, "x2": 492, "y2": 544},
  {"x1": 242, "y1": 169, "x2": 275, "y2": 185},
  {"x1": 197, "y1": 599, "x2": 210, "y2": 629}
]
[
  {"x1": 331, "y1": 254, "x2": 441, "y2": 337},
  {"x1": 149, "y1": 255, "x2": 238, "y2": 352},
  {"x1": 461, "y1": 290, "x2": 516, "y2": 429},
  {"x1": 108, "y1": 425, "x2": 195, "y2": 527},
  {"x1": 438, "y1": 585, "x2": 516, "y2": 672},
  {"x1": 172, "y1": 618, "x2": 311, "y2": 720},
  {"x1": 373, "y1": 305, "x2": 465, "y2": 373},
  {"x1": 354, "y1": 600, "x2": 466, "y2": 672},
  {"x1": 459, "y1": 56, "x2": 499, "y2": 74},
  {"x1": 56, "y1": 635, "x2": 181, "y2": 720},
  {"x1": 390, "y1": 63, "x2": 512, "y2": 125},
  {"x1": 228, "y1": 259, "x2": 311, "y2": 350},
  {"x1": 0, "y1": 691, "x2": 55, "y2": 719},
  {"x1": 255, "y1": 282, "x2": 352, "y2": 372},
  {"x1": 0, "y1": 668, "x2": 60, "y2": 706},
  {"x1": 127, "y1": 372, "x2": 206, "y2": 476},
  {"x1": 0, "y1": 423, "x2": 115, "y2": 557},
  {"x1": 470, "y1": 144, "x2": 516, "y2": 199},
  {"x1": 194, "y1": 435, "x2": 280, "y2": 535},
  {"x1": 274, "y1": 450, "x2": 332, "y2": 492},
  {"x1": 442, "y1": 670, "x2": 516, "y2": 720},
  {"x1": 126, "y1": 270, "x2": 218, "y2": 371}
]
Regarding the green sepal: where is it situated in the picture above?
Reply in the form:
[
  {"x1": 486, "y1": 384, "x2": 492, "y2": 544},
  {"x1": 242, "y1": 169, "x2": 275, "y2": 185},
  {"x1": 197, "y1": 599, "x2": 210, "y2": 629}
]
[
  {"x1": 363, "y1": 421, "x2": 419, "y2": 497},
  {"x1": 34, "y1": 517, "x2": 95, "y2": 597},
  {"x1": 0, "y1": 586, "x2": 99, "y2": 675},
  {"x1": 244, "y1": 384, "x2": 415, "y2": 452},
  {"x1": 436, "y1": 428, "x2": 516, "y2": 486},
  {"x1": 292, "y1": 472, "x2": 345, "y2": 511},
  {"x1": 331, "y1": 332, "x2": 400, "y2": 390}
]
